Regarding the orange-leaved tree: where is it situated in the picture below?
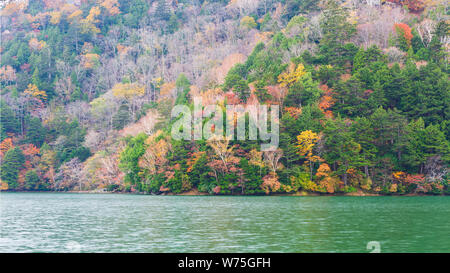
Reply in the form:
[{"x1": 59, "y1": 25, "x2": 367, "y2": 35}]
[
  {"x1": 394, "y1": 23, "x2": 413, "y2": 48},
  {"x1": 0, "y1": 138, "x2": 14, "y2": 157}
]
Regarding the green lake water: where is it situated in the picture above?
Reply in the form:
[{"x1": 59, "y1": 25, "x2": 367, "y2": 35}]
[{"x1": 0, "y1": 192, "x2": 449, "y2": 252}]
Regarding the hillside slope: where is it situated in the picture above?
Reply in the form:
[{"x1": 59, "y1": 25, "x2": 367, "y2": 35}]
[{"x1": 0, "y1": 0, "x2": 449, "y2": 195}]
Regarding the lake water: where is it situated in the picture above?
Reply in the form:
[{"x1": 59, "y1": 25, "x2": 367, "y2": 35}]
[{"x1": 0, "y1": 192, "x2": 449, "y2": 252}]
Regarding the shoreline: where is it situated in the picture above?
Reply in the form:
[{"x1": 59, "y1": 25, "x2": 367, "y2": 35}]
[{"x1": 1, "y1": 189, "x2": 446, "y2": 197}]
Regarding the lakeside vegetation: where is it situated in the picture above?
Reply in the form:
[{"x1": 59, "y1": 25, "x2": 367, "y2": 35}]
[{"x1": 0, "y1": 0, "x2": 449, "y2": 196}]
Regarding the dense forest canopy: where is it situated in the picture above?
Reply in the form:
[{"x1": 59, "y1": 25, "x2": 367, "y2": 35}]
[{"x1": 0, "y1": 0, "x2": 449, "y2": 195}]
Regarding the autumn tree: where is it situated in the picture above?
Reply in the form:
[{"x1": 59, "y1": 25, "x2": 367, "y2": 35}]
[
  {"x1": 394, "y1": 23, "x2": 413, "y2": 51},
  {"x1": 318, "y1": 84, "x2": 334, "y2": 118},
  {"x1": 248, "y1": 149, "x2": 264, "y2": 175},
  {"x1": 112, "y1": 82, "x2": 146, "y2": 121},
  {"x1": 240, "y1": 16, "x2": 257, "y2": 29},
  {"x1": 208, "y1": 136, "x2": 234, "y2": 171},
  {"x1": 315, "y1": 163, "x2": 339, "y2": 193},
  {"x1": 263, "y1": 148, "x2": 283, "y2": 174},
  {"x1": 81, "y1": 53, "x2": 100, "y2": 69},
  {"x1": 24, "y1": 84, "x2": 47, "y2": 102},
  {"x1": 55, "y1": 158, "x2": 83, "y2": 191},
  {"x1": 278, "y1": 63, "x2": 307, "y2": 89},
  {"x1": 49, "y1": 11, "x2": 62, "y2": 25},
  {"x1": 0, "y1": 138, "x2": 14, "y2": 158},
  {"x1": 297, "y1": 130, "x2": 323, "y2": 179},
  {"x1": 386, "y1": 0, "x2": 425, "y2": 12},
  {"x1": 80, "y1": 6, "x2": 101, "y2": 34},
  {"x1": 283, "y1": 64, "x2": 321, "y2": 108},
  {"x1": 138, "y1": 132, "x2": 171, "y2": 175},
  {"x1": 0, "y1": 65, "x2": 17, "y2": 85},
  {"x1": 101, "y1": 0, "x2": 121, "y2": 16},
  {"x1": 260, "y1": 173, "x2": 281, "y2": 194}
]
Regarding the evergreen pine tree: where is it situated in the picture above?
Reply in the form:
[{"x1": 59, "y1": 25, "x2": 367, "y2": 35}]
[
  {"x1": 26, "y1": 117, "x2": 46, "y2": 147},
  {"x1": 0, "y1": 147, "x2": 25, "y2": 190}
]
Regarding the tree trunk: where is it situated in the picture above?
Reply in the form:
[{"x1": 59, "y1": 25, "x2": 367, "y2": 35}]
[
  {"x1": 364, "y1": 165, "x2": 369, "y2": 177},
  {"x1": 343, "y1": 162, "x2": 349, "y2": 186}
]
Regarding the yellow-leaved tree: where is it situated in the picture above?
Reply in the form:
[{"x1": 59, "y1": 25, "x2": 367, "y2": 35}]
[
  {"x1": 49, "y1": 11, "x2": 61, "y2": 25},
  {"x1": 297, "y1": 130, "x2": 322, "y2": 180},
  {"x1": 24, "y1": 84, "x2": 47, "y2": 101},
  {"x1": 240, "y1": 16, "x2": 257, "y2": 29},
  {"x1": 112, "y1": 83, "x2": 145, "y2": 99},
  {"x1": 249, "y1": 149, "x2": 264, "y2": 176},
  {"x1": 112, "y1": 82, "x2": 145, "y2": 121},
  {"x1": 278, "y1": 63, "x2": 307, "y2": 88},
  {"x1": 80, "y1": 6, "x2": 101, "y2": 34},
  {"x1": 101, "y1": 0, "x2": 121, "y2": 16}
]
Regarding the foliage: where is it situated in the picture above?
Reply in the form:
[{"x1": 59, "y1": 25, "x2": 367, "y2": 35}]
[
  {"x1": 112, "y1": 83, "x2": 145, "y2": 99},
  {"x1": 1, "y1": 147, "x2": 25, "y2": 190},
  {"x1": 119, "y1": 133, "x2": 147, "y2": 189},
  {"x1": 394, "y1": 23, "x2": 413, "y2": 51},
  {"x1": 240, "y1": 16, "x2": 257, "y2": 29},
  {"x1": 0, "y1": 0, "x2": 448, "y2": 196}
]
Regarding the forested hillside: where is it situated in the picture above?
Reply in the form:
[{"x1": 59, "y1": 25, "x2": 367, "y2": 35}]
[{"x1": 0, "y1": 0, "x2": 449, "y2": 195}]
